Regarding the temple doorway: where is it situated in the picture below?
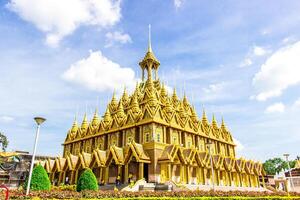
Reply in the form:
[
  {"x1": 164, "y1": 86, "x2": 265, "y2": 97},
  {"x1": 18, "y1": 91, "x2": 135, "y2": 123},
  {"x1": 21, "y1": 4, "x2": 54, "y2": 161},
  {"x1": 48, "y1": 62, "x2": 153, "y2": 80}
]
[{"x1": 143, "y1": 163, "x2": 149, "y2": 182}]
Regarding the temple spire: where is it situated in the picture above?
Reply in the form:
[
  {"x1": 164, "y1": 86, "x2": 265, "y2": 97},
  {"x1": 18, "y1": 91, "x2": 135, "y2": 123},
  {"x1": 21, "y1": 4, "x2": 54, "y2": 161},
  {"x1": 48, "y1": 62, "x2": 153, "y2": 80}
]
[
  {"x1": 202, "y1": 108, "x2": 208, "y2": 124},
  {"x1": 148, "y1": 24, "x2": 152, "y2": 53},
  {"x1": 81, "y1": 113, "x2": 88, "y2": 130},
  {"x1": 139, "y1": 25, "x2": 160, "y2": 81},
  {"x1": 71, "y1": 115, "x2": 78, "y2": 133}
]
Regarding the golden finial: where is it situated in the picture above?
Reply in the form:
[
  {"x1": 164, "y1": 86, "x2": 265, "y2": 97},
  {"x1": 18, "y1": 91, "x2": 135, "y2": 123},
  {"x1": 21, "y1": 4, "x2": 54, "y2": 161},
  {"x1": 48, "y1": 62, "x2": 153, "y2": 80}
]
[
  {"x1": 183, "y1": 91, "x2": 188, "y2": 105},
  {"x1": 71, "y1": 115, "x2": 78, "y2": 133},
  {"x1": 103, "y1": 106, "x2": 112, "y2": 123},
  {"x1": 212, "y1": 114, "x2": 218, "y2": 128},
  {"x1": 160, "y1": 82, "x2": 167, "y2": 97},
  {"x1": 117, "y1": 99, "x2": 124, "y2": 112},
  {"x1": 110, "y1": 90, "x2": 118, "y2": 109},
  {"x1": 172, "y1": 88, "x2": 178, "y2": 100},
  {"x1": 91, "y1": 108, "x2": 100, "y2": 127},
  {"x1": 179, "y1": 102, "x2": 186, "y2": 118},
  {"x1": 221, "y1": 117, "x2": 227, "y2": 130},
  {"x1": 81, "y1": 113, "x2": 88, "y2": 130},
  {"x1": 191, "y1": 106, "x2": 198, "y2": 121},
  {"x1": 131, "y1": 93, "x2": 141, "y2": 116},
  {"x1": 148, "y1": 24, "x2": 152, "y2": 53},
  {"x1": 123, "y1": 86, "x2": 128, "y2": 96},
  {"x1": 202, "y1": 107, "x2": 208, "y2": 123}
]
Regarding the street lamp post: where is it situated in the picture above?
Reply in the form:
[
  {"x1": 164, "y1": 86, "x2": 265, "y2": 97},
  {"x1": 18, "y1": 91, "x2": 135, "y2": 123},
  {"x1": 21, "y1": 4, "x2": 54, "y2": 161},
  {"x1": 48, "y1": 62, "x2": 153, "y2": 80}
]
[
  {"x1": 26, "y1": 117, "x2": 46, "y2": 195},
  {"x1": 206, "y1": 140, "x2": 215, "y2": 190},
  {"x1": 283, "y1": 153, "x2": 294, "y2": 192}
]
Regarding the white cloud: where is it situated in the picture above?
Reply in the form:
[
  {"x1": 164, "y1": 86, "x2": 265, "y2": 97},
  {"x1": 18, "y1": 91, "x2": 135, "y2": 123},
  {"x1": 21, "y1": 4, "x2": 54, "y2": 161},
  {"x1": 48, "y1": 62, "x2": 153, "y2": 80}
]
[
  {"x1": 265, "y1": 102, "x2": 285, "y2": 113},
  {"x1": 253, "y1": 41, "x2": 300, "y2": 101},
  {"x1": 261, "y1": 29, "x2": 271, "y2": 35},
  {"x1": 105, "y1": 31, "x2": 132, "y2": 47},
  {"x1": 239, "y1": 58, "x2": 253, "y2": 68},
  {"x1": 253, "y1": 46, "x2": 267, "y2": 56},
  {"x1": 0, "y1": 116, "x2": 14, "y2": 123},
  {"x1": 294, "y1": 98, "x2": 300, "y2": 107},
  {"x1": 174, "y1": 0, "x2": 183, "y2": 9},
  {"x1": 7, "y1": 0, "x2": 121, "y2": 47},
  {"x1": 233, "y1": 138, "x2": 244, "y2": 152},
  {"x1": 62, "y1": 50, "x2": 136, "y2": 93},
  {"x1": 203, "y1": 83, "x2": 224, "y2": 94}
]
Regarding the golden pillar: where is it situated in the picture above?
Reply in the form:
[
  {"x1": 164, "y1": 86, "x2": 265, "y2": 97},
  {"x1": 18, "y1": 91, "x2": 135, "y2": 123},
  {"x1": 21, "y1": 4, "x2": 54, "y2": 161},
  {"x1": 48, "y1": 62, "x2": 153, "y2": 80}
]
[
  {"x1": 124, "y1": 164, "x2": 129, "y2": 183},
  {"x1": 186, "y1": 166, "x2": 190, "y2": 184},
  {"x1": 180, "y1": 165, "x2": 185, "y2": 184},
  {"x1": 99, "y1": 167, "x2": 103, "y2": 183},
  {"x1": 117, "y1": 165, "x2": 122, "y2": 182},
  {"x1": 139, "y1": 162, "x2": 144, "y2": 180},
  {"x1": 104, "y1": 167, "x2": 109, "y2": 184},
  {"x1": 74, "y1": 170, "x2": 79, "y2": 184},
  {"x1": 168, "y1": 164, "x2": 172, "y2": 181}
]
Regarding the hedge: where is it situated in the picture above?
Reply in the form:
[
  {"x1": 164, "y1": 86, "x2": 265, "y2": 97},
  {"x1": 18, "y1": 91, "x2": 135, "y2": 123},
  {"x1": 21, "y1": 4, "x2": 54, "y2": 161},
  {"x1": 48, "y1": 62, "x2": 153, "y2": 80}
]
[
  {"x1": 7, "y1": 190, "x2": 300, "y2": 199},
  {"x1": 23, "y1": 165, "x2": 51, "y2": 191},
  {"x1": 76, "y1": 168, "x2": 98, "y2": 192}
]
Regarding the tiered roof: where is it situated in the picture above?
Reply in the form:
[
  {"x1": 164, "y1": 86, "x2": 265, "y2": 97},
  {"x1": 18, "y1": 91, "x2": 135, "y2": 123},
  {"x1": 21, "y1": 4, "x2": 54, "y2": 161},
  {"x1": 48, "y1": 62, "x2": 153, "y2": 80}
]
[{"x1": 64, "y1": 78, "x2": 234, "y2": 145}]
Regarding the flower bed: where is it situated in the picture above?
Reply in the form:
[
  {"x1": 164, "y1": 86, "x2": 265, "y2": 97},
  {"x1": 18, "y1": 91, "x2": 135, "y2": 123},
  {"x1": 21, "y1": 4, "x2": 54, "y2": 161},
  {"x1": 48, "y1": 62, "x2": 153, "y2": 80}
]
[{"x1": 5, "y1": 189, "x2": 300, "y2": 199}]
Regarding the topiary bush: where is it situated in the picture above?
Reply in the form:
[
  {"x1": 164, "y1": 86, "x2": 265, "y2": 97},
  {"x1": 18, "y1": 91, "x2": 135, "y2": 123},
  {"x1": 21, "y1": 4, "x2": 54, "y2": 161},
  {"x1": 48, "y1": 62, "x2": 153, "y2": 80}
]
[
  {"x1": 76, "y1": 168, "x2": 98, "y2": 192},
  {"x1": 24, "y1": 164, "x2": 51, "y2": 191}
]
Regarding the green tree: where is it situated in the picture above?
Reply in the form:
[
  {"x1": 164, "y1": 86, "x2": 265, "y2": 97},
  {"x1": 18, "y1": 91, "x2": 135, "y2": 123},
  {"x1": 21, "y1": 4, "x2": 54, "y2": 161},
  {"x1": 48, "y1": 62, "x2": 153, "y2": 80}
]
[
  {"x1": 76, "y1": 168, "x2": 98, "y2": 192},
  {"x1": 24, "y1": 165, "x2": 51, "y2": 191},
  {"x1": 0, "y1": 132, "x2": 8, "y2": 151},
  {"x1": 263, "y1": 157, "x2": 296, "y2": 175}
]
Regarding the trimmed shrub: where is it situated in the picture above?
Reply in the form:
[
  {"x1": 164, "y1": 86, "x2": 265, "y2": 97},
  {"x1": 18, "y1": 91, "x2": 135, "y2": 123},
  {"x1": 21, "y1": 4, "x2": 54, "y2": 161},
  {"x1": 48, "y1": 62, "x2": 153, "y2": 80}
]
[
  {"x1": 76, "y1": 168, "x2": 98, "y2": 192},
  {"x1": 24, "y1": 164, "x2": 51, "y2": 191}
]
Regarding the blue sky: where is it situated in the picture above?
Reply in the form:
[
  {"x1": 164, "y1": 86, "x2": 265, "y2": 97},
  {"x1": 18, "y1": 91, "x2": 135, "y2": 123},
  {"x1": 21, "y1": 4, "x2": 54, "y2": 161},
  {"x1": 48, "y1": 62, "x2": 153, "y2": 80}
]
[{"x1": 0, "y1": 0, "x2": 300, "y2": 161}]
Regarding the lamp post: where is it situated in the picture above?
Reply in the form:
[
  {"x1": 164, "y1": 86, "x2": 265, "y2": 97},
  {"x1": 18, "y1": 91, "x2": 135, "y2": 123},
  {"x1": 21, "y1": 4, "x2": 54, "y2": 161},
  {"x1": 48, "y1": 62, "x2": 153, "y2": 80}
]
[
  {"x1": 26, "y1": 117, "x2": 46, "y2": 195},
  {"x1": 283, "y1": 153, "x2": 294, "y2": 192},
  {"x1": 206, "y1": 140, "x2": 215, "y2": 190}
]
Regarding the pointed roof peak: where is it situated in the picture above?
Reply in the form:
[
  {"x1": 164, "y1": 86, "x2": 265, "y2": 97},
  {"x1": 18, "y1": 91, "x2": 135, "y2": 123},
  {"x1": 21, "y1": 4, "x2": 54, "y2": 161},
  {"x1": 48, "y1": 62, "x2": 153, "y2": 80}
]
[
  {"x1": 212, "y1": 113, "x2": 216, "y2": 121},
  {"x1": 212, "y1": 113, "x2": 218, "y2": 128},
  {"x1": 71, "y1": 115, "x2": 78, "y2": 132},
  {"x1": 81, "y1": 113, "x2": 89, "y2": 129},
  {"x1": 148, "y1": 24, "x2": 152, "y2": 53},
  {"x1": 91, "y1": 108, "x2": 100, "y2": 126},
  {"x1": 202, "y1": 108, "x2": 208, "y2": 123},
  {"x1": 221, "y1": 117, "x2": 227, "y2": 129}
]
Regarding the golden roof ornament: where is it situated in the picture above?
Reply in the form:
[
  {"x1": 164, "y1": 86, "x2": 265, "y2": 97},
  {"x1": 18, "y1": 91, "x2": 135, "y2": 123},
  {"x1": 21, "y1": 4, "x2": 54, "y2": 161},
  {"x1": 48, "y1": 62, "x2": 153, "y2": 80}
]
[
  {"x1": 183, "y1": 92, "x2": 189, "y2": 106},
  {"x1": 212, "y1": 114, "x2": 218, "y2": 129},
  {"x1": 122, "y1": 87, "x2": 129, "y2": 106},
  {"x1": 81, "y1": 113, "x2": 89, "y2": 130},
  {"x1": 103, "y1": 106, "x2": 112, "y2": 124},
  {"x1": 160, "y1": 83, "x2": 167, "y2": 97},
  {"x1": 172, "y1": 88, "x2": 178, "y2": 106},
  {"x1": 221, "y1": 117, "x2": 227, "y2": 130},
  {"x1": 139, "y1": 25, "x2": 160, "y2": 81},
  {"x1": 71, "y1": 116, "x2": 78, "y2": 134},
  {"x1": 91, "y1": 108, "x2": 100, "y2": 127},
  {"x1": 202, "y1": 108, "x2": 208, "y2": 124},
  {"x1": 191, "y1": 106, "x2": 198, "y2": 122},
  {"x1": 131, "y1": 93, "x2": 141, "y2": 119},
  {"x1": 179, "y1": 102, "x2": 187, "y2": 119},
  {"x1": 110, "y1": 90, "x2": 118, "y2": 111},
  {"x1": 163, "y1": 97, "x2": 173, "y2": 119}
]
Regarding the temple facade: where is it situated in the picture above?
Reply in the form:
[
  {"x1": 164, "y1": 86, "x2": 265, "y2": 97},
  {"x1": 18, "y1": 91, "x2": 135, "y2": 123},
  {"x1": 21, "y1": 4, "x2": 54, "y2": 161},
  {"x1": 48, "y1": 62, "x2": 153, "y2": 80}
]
[{"x1": 43, "y1": 34, "x2": 265, "y2": 188}]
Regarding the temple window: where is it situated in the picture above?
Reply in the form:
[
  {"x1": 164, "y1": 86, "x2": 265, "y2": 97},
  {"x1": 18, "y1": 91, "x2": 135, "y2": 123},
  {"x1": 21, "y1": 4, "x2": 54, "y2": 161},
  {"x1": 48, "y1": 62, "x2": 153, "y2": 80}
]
[
  {"x1": 187, "y1": 141, "x2": 191, "y2": 148},
  {"x1": 172, "y1": 136, "x2": 177, "y2": 144},
  {"x1": 127, "y1": 136, "x2": 133, "y2": 144},
  {"x1": 156, "y1": 133, "x2": 161, "y2": 142},
  {"x1": 145, "y1": 133, "x2": 150, "y2": 142}
]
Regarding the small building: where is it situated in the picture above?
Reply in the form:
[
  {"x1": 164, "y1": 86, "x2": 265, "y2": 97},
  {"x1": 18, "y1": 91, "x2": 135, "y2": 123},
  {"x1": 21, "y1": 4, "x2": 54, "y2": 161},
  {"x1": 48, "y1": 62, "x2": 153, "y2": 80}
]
[{"x1": 0, "y1": 151, "x2": 54, "y2": 188}]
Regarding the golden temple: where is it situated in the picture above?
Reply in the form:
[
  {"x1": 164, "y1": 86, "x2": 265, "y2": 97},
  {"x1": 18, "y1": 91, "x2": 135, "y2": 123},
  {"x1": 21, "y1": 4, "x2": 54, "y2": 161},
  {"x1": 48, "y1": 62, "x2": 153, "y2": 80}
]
[{"x1": 42, "y1": 30, "x2": 265, "y2": 189}]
